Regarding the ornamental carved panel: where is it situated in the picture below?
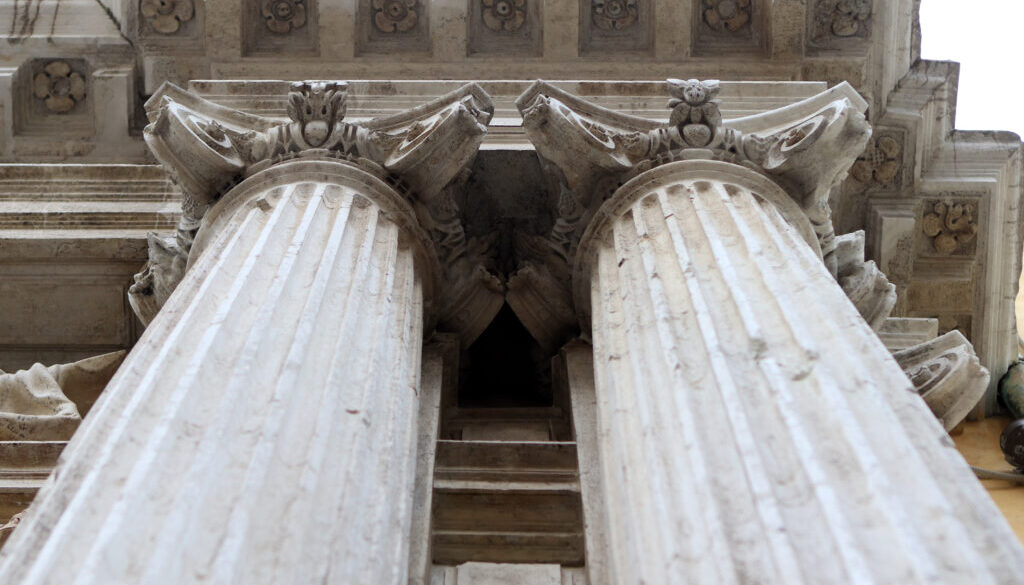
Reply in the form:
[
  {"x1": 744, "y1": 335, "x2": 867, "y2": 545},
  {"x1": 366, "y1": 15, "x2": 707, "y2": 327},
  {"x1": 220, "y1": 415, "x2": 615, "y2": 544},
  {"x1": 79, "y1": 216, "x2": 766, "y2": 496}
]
[
  {"x1": 243, "y1": 0, "x2": 319, "y2": 56},
  {"x1": 137, "y1": 0, "x2": 203, "y2": 44},
  {"x1": 469, "y1": 0, "x2": 542, "y2": 56},
  {"x1": 15, "y1": 59, "x2": 93, "y2": 137},
  {"x1": 850, "y1": 130, "x2": 906, "y2": 190},
  {"x1": 693, "y1": 0, "x2": 766, "y2": 56},
  {"x1": 809, "y1": 0, "x2": 872, "y2": 49},
  {"x1": 919, "y1": 199, "x2": 980, "y2": 257},
  {"x1": 357, "y1": 0, "x2": 430, "y2": 54},
  {"x1": 580, "y1": 0, "x2": 652, "y2": 54}
]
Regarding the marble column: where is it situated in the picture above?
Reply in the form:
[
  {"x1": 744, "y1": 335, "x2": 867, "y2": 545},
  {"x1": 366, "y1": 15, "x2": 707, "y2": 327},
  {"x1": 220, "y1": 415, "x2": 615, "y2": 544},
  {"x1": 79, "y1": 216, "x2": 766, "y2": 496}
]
[
  {"x1": 0, "y1": 159, "x2": 438, "y2": 584},
  {"x1": 578, "y1": 160, "x2": 1024, "y2": 585}
]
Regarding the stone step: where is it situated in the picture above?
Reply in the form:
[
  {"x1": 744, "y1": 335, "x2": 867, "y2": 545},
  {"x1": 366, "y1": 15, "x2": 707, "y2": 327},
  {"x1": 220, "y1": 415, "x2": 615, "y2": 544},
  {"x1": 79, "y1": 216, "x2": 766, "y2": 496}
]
[{"x1": 432, "y1": 440, "x2": 584, "y2": 566}]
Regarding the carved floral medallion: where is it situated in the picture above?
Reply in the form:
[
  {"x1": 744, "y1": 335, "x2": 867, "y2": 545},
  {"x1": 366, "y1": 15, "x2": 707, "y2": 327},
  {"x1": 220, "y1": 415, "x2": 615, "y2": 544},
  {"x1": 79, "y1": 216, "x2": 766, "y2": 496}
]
[
  {"x1": 140, "y1": 0, "x2": 194, "y2": 34},
  {"x1": 922, "y1": 201, "x2": 978, "y2": 255},
  {"x1": 263, "y1": 0, "x2": 306, "y2": 33},
  {"x1": 373, "y1": 0, "x2": 418, "y2": 33},
  {"x1": 812, "y1": 0, "x2": 871, "y2": 45},
  {"x1": 32, "y1": 61, "x2": 86, "y2": 114},
  {"x1": 850, "y1": 133, "x2": 901, "y2": 186},
  {"x1": 592, "y1": 0, "x2": 638, "y2": 31},
  {"x1": 702, "y1": 0, "x2": 751, "y2": 33},
  {"x1": 482, "y1": 0, "x2": 526, "y2": 32}
]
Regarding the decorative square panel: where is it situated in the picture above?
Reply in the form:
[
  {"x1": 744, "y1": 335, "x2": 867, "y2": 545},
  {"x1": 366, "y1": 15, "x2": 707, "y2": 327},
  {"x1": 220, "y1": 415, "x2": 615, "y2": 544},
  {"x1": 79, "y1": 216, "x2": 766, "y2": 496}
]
[
  {"x1": 244, "y1": 0, "x2": 319, "y2": 56},
  {"x1": 917, "y1": 197, "x2": 981, "y2": 258},
  {"x1": 357, "y1": 0, "x2": 431, "y2": 55},
  {"x1": 808, "y1": 0, "x2": 872, "y2": 50},
  {"x1": 136, "y1": 0, "x2": 203, "y2": 46},
  {"x1": 693, "y1": 0, "x2": 767, "y2": 56},
  {"x1": 469, "y1": 0, "x2": 542, "y2": 56},
  {"x1": 849, "y1": 129, "x2": 907, "y2": 191},
  {"x1": 14, "y1": 59, "x2": 92, "y2": 137},
  {"x1": 580, "y1": 0, "x2": 652, "y2": 54}
]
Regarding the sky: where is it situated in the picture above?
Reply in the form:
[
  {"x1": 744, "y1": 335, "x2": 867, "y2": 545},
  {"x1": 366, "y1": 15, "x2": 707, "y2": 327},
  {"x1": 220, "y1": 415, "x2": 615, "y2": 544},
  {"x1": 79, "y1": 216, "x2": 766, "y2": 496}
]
[{"x1": 919, "y1": 0, "x2": 1024, "y2": 137}]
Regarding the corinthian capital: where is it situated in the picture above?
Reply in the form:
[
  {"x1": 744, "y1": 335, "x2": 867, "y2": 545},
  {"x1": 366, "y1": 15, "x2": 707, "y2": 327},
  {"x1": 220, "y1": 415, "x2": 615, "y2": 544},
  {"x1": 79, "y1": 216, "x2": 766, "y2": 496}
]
[
  {"x1": 132, "y1": 82, "x2": 499, "y2": 337},
  {"x1": 511, "y1": 80, "x2": 871, "y2": 345}
]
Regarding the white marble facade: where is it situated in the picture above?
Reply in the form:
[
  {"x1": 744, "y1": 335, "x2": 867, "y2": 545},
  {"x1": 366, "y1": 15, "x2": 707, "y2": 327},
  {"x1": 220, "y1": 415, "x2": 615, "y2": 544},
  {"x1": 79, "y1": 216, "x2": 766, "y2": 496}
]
[{"x1": 0, "y1": 1, "x2": 1023, "y2": 584}]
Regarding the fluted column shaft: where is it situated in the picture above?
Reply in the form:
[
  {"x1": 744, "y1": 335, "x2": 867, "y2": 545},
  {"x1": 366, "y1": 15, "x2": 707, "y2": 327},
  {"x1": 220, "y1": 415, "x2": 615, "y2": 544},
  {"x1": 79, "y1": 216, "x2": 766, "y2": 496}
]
[
  {"x1": 580, "y1": 161, "x2": 1024, "y2": 585},
  {"x1": 0, "y1": 160, "x2": 437, "y2": 585}
]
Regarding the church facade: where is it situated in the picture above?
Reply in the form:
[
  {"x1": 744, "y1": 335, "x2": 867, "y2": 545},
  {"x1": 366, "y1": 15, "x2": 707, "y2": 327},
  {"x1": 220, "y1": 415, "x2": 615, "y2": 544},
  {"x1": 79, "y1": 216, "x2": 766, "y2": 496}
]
[{"x1": 0, "y1": 1, "x2": 1022, "y2": 583}]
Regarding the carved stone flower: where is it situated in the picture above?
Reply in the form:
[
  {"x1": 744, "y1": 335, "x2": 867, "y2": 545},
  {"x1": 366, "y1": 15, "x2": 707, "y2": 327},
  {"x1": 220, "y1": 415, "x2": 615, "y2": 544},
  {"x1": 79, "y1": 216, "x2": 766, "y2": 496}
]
[
  {"x1": 373, "y1": 0, "x2": 418, "y2": 33},
  {"x1": 263, "y1": 0, "x2": 306, "y2": 33},
  {"x1": 850, "y1": 134, "x2": 901, "y2": 185},
  {"x1": 831, "y1": 0, "x2": 871, "y2": 37},
  {"x1": 831, "y1": 0, "x2": 872, "y2": 36},
  {"x1": 140, "y1": 0, "x2": 195, "y2": 34},
  {"x1": 32, "y1": 61, "x2": 86, "y2": 114},
  {"x1": 922, "y1": 201, "x2": 978, "y2": 255},
  {"x1": 592, "y1": 0, "x2": 637, "y2": 31},
  {"x1": 703, "y1": 0, "x2": 750, "y2": 33},
  {"x1": 482, "y1": 0, "x2": 525, "y2": 32}
]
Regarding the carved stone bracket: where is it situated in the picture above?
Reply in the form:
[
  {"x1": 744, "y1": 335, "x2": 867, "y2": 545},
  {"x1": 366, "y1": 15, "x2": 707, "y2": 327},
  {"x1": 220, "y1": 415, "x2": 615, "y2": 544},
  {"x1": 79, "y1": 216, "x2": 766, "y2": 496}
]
[
  {"x1": 134, "y1": 81, "x2": 501, "y2": 343},
  {"x1": 893, "y1": 330, "x2": 990, "y2": 431},
  {"x1": 512, "y1": 79, "x2": 870, "y2": 344},
  {"x1": 834, "y1": 230, "x2": 896, "y2": 330}
]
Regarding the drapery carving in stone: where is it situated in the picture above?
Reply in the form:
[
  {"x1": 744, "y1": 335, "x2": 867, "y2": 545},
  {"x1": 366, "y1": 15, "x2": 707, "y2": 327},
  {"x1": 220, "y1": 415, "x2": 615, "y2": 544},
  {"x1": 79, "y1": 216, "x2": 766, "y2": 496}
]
[
  {"x1": 511, "y1": 79, "x2": 869, "y2": 345},
  {"x1": 0, "y1": 351, "x2": 125, "y2": 441},
  {"x1": 834, "y1": 230, "x2": 896, "y2": 331},
  {"x1": 132, "y1": 80, "x2": 501, "y2": 344},
  {"x1": 894, "y1": 330, "x2": 990, "y2": 431}
]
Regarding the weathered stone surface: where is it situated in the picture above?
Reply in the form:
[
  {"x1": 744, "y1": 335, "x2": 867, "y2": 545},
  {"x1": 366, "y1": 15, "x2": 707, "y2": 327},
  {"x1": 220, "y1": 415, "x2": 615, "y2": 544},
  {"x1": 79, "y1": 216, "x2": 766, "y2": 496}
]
[
  {"x1": 0, "y1": 351, "x2": 124, "y2": 441},
  {"x1": 516, "y1": 81, "x2": 1024, "y2": 584},
  {"x1": 894, "y1": 330, "x2": 991, "y2": 431},
  {"x1": 0, "y1": 83, "x2": 492, "y2": 584}
]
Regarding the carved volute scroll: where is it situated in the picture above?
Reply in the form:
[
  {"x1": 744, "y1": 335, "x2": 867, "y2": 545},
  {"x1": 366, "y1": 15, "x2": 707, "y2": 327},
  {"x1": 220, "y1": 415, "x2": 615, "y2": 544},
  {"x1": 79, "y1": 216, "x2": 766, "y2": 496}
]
[
  {"x1": 133, "y1": 81, "x2": 501, "y2": 343},
  {"x1": 512, "y1": 79, "x2": 870, "y2": 342}
]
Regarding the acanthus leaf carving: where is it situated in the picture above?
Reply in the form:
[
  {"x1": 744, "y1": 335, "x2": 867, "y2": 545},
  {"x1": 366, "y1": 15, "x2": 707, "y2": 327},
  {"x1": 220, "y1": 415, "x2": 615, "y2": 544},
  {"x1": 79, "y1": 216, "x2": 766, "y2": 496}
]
[
  {"x1": 138, "y1": 81, "x2": 500, "y2": 342},
  {"x1": 893, "y1": 330, "x2": 990, "y2": 431},
  {"x1": 512, "y1": 79, "x2": 870, "y2": 340},
  {"x1": 834, "y1": 230, "x2": 896, "y2": 331}
]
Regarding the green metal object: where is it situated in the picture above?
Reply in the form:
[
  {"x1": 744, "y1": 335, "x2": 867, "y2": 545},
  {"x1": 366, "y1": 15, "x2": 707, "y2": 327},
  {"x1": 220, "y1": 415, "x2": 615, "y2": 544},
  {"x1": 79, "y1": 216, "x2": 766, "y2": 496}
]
[{"x1": 998, "y1": 361, "x2": 1024, "y2": 420}]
